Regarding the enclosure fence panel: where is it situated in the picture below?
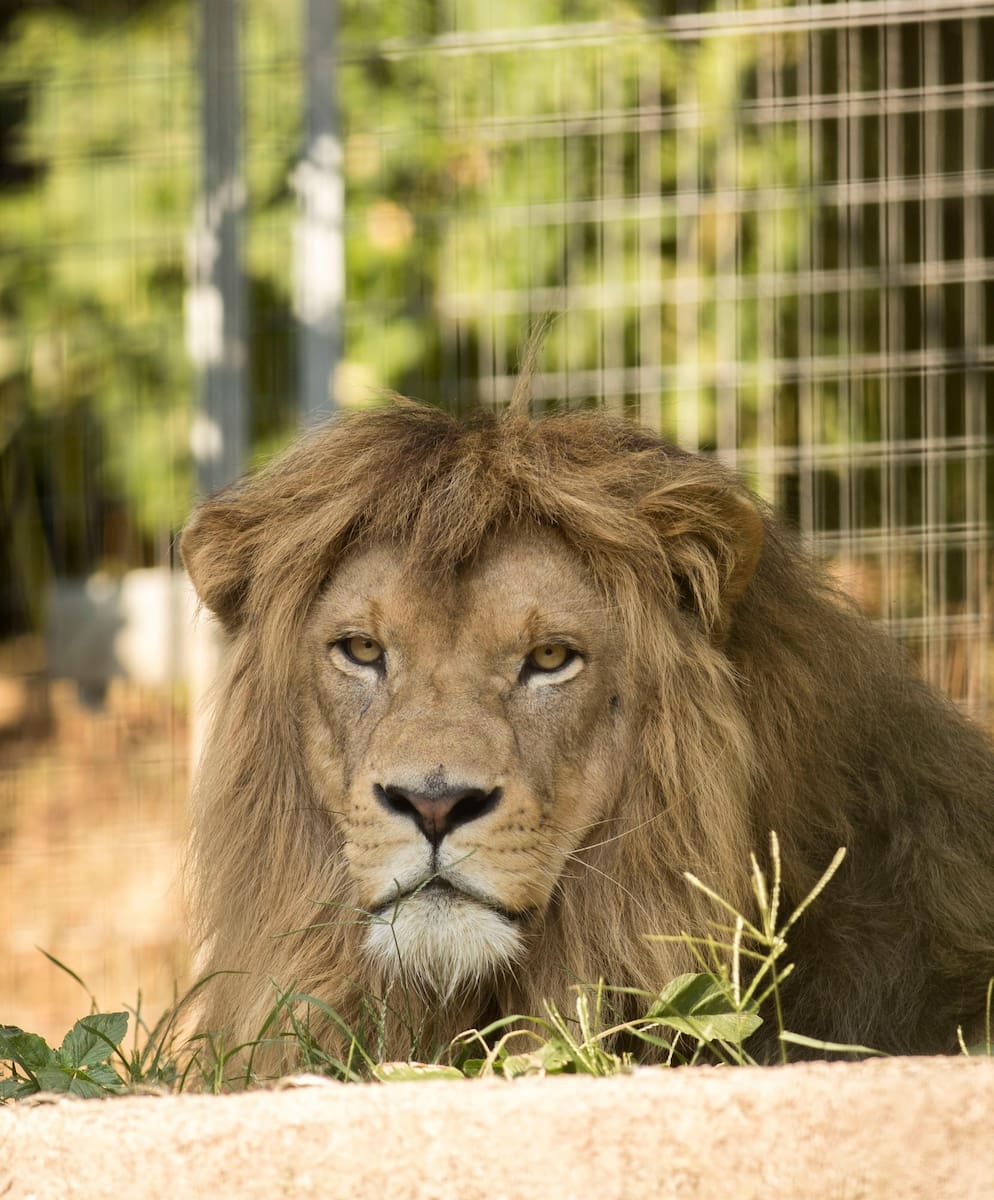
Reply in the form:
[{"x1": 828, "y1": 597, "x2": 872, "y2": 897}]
[
  {"x1": 344, "y1": 1, "x2": 991, "y2": 720},
  {"x1": 0, "y1": 0, "x2": 991, "y2": 1042}
]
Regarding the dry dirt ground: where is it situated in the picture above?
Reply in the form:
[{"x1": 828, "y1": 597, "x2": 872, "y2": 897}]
[
  {"x1": 0, "y1": 676, "x2": 189, "y2": 1043},
  {"x1": 3, "y1": 1056, "x2": 994, "y2": 1200}
]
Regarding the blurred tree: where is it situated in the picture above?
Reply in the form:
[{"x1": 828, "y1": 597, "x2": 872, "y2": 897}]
[
  {"x1": 0, "y1": 0, "x2": 800, "y2": 635},
  {"x1": 0, "y1": 0, "x2": 195, "y2": 638}
]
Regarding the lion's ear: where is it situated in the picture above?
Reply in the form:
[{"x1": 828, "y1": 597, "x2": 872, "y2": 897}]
[
  {"x1": 639, "y1": 480, "x2": 764, "y2": 635},
  {"x1": 707, "y1": 488, "x2": 765, "y2": 605},
  {"x1": 180, "y1": 490, "x2": 258, "y2": 634}
]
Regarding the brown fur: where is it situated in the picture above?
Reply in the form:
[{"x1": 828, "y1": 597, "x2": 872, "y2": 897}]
[{"x1": 182, "y1": 399, "x2": 994, "y2": 1072}]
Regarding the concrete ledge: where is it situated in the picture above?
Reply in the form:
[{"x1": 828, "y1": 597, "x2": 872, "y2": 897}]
[{"x1": 3, "y1": 1057, "x2": 993, "y2": 1199}]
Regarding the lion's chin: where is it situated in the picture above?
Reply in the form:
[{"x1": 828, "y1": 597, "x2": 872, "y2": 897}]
[{"x1": 362, "y1": 887, "x2": 523, "y2": 1000}]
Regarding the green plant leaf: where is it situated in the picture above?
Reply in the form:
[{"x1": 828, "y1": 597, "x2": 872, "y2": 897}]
[
  {"x1": 0, "y1": 1076, "x2": 30, "y2": 1100},
  {"x1": 456, "y1": 1058, "x2": 486, "y2": 1077},
  {"x1": 0, "y1": 1027, "x2": 56, "y2": 1073},
  {"x1": 84, "y1": 1063, "x2": 126, "y2": 1091},
  {"x1": 32, "y1": 1067, "x2": 75, "y2": 1093},
  {"x1": 647, "y1": 973, "x2": 762, "y2": 1044},
  {"x1": 66, "y1": 1075, "x2": 112, "y2": 1099},
  {"x1": 649, "y1": 973, "x2": 729, "y2": 1014},
  {"x1": 500, "y1": 1038, "x2": 574, "y2": 1078},
  {"x1": 35, "y1": 948, "x2": 100, "y2": 1012},
  {"x1": 31, "y1": 1061, "x2": 124, "y2": 1097},
  {"x1": 59, "y1": 1012, "x2": 129, "y2": 1069},
  {"x1": 660, "y1": 1010, "x2": 763, "y2": 1043},
  {"x1": 780, "y1": 1031, "x2": 886, "y2": 1057},
  {"x1": 372, "y1": 1062, "x2": 465, "y2": 1082}
]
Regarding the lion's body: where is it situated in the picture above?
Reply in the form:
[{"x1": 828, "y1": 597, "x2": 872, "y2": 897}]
[{"x1": 182, "y1": 400, "x2": 994, "y2": 1072}]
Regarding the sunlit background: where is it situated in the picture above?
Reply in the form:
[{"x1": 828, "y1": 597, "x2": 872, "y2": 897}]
[{"x1": 1, "y1": 0, "x2": 992, "y2": 1043}]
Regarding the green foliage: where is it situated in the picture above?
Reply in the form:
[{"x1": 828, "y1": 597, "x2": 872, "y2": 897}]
[
  {"x1": 647, "y1": 972, "x2": 763, "y2": 1046},
  {"x1": 0, "y1": 953, "x2": 225, "y2": 1100},
  {"x1": 655, "y1": 832, "x2": 852, "y2": 1066},
  {"x1": 2, "y1": 2, "x2": 987, "y2": 635},
  {"x1": 0, "y1": 3, "x2": 196, "y2": 542},
  {"x1": 0, "y1": 1012, "x2": 129, "y2": 1099},
  {"x1": 0, "y1": 0, "x2": 805, "y2": 615},
  {"x1": 446, "y1": 834, "x2": 859, "y2": 1076}
]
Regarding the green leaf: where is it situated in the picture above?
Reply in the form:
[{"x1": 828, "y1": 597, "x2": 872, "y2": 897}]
[
  {"x1": 66, "y1": 1075, "x2": 111, "y2": 1099},
  {"x1": 32, "y1": 1061, "x2": 124, "y2": 1097},
  {"x1": 0, "y1": 1076, "x2": 28, "y2": 1100},
  {"x1": 500, "y1": 1038, "x2": 575, "y2": 1078},
  {"x1": 457, "y1": 1058, "x2": 486, "y2": 1077},
  {"x1": 59, "y1": 1012, "x2": 128, "y2": 1069},
  {"x1": 0, "y1": 1027, "x2": 56, "y2": 1072},
  {"x1": 32, "y1": 1067, "x2": 74, "y2": 1094},
  {"x1": 649, "y1": 973, "x2": 730, "y2": 1015},
  {"x1": 372, "y1": 1062, "x2": 466, "y2": 1082},
  {"x1": 647, "y1": 973, "x2": 762, "y2": 1044},
  {"x1": 780, "y1": 1031, "x2": 886, "y2": 1057},
  {"x1": 84, "y1": 1063, "x2": 126, "y2": 1091},
  {"x1": 656, "y1": 1010, "x2": 762, "y2": 1043},
  {"x1": 34, "y1": 948, "x2": 98, "y2": 1011}
]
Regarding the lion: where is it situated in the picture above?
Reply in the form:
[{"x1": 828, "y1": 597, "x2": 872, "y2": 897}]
[{"x1": 181, "y1": 391, "x2": 994, "y2": 1073}]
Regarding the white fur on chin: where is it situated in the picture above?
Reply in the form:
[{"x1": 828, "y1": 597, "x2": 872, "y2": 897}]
[{"x1": 363, "y1": 890, "x2": 523, "y2": 1000}]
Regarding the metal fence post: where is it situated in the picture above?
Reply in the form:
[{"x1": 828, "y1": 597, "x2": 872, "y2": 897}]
[
  {"x1": 293, "y1": 0, "x2": 343, "y2": 425},
  {"x1": 185, "y1": 0, "x2": 247, "y2": 767}
]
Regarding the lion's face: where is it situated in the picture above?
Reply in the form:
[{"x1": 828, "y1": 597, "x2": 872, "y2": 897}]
[{"x1": 299, "y1": 527, "x2": 631, "y2": 996}]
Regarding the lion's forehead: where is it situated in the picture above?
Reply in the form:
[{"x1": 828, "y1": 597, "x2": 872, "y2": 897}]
[{"x1": 310, "y1": 527, "x2": 609, "y2": 657}]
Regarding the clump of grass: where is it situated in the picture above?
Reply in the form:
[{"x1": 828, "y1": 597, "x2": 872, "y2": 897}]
[
  {"x1": 0, "y1": 952, "x2": 224, "y2": 1098},
  {"x1": 450, "y1": 832, "x2": 860, "y2": 1077},
  {"x1": 958, "y1": 978, "x2": 994, "y2": 1058},
  {"x1": 644, "y1": 831, "x2": 877, "y2": 1065}
]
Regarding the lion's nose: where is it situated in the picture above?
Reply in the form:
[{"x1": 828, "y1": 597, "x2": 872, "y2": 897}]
[{"x1": 374, "y1": 783, "x2": 502, "y2": 846}]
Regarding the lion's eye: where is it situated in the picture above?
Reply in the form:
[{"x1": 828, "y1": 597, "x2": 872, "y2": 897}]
[
  {"x1": 340, "y1": 636, "x2": 385, "y2": 666},
  {"x1": 526, "y1": 643, "x2": 572, "y2": 672}
]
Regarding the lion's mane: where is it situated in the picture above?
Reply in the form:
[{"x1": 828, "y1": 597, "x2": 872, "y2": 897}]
[{"x1": 181, "y1": 399, "x2": 994, "y2": 1069}]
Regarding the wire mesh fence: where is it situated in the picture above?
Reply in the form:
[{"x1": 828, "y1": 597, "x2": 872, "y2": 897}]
[
  {"x1": 1, "y1": 0, "x2": 991, "y2": 1040},
  {"x1": 360, "y1": 1, "x2": 993, "y2": 718}
]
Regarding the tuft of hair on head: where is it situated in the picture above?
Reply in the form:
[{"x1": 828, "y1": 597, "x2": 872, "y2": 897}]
[{"x1": 506, "y1": 312, "x2": 561, "y2": 417}]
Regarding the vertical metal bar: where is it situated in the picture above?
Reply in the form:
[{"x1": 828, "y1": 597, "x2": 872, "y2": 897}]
[
  {"x1": 754, "y1": 30, "x2": 777, "y2": 503},
  {"x1": 961, "y1": 15, "x2": 988, "y2": 717},
  {"x1": 922, "y1": 19, "x2": 946, "y2": 692},
  {"x1": 601, "y1": 38, "x2": 624, "y2": 415},
  {"x1": 293, "y1": 0, "x2": 343, "y2": 425},
  {"x1": 186, "y1": 0, "x2": 247, "y2": 769},
  {"x1": 837, "y1": 24, "x2": 853, "y2": 565},
  {"x1": 548, "y1": 47, "x2": 568, "y2": 418},
  {"x1": 637, "y1": 44, "x2": 662, "y2": 433},
  {"x1": 714, "y1": 34, "x2": 739, "y2": 467},
  {"x1": 882, "y1": 19, "x2": 901, "y2": 628},
  {"x1": 187, "y1": 0, "x2": 247, "y2": 495},
  {"x1": 844, "y1": 21, "x2": 859, "y2": 579},
  {"x1": 674, "y1": 47, "x2": 701, "y2": 451},
  {"x1": 797, "y1": 24, "x2": 816, "y2": 540}
]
